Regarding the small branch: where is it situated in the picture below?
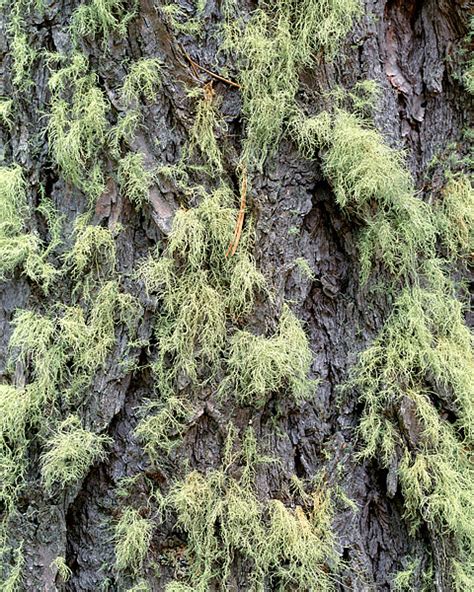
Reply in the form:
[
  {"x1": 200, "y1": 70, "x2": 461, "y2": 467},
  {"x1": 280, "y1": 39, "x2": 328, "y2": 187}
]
[
  {"x1": 181, "y1": 47, "x2": 241, "y2": 89},
  {"x1": 226, "y1": 168, "x2": 247, "y2": 257}
]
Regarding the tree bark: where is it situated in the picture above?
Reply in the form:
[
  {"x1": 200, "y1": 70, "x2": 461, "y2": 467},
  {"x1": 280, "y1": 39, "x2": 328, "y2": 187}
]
[{"x1": 0, "y1": 1, "x2": 472, "y2": 591}]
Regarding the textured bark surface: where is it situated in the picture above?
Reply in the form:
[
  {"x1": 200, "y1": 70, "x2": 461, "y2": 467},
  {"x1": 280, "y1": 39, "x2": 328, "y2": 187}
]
[{"x1": 0, "y1": 1, "x2": 472, "y2": 591}]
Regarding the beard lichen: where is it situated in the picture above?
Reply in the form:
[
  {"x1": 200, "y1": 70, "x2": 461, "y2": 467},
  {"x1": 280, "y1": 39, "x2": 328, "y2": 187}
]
[
  {"x1": 40, "y1": 415, "x2": 112, "y2": 492},
  {"x1": 114, "y1": 507, "x2": 154, "y2": 574},
  {"x1": 164, "y1": 428, "x2": 337, "y2": 591}
]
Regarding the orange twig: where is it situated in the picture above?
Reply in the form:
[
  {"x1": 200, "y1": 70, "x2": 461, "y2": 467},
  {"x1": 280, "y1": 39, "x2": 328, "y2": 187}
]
[
  {"x1": 226, "y1": 168, "x2": 247, "y2": 257},
  {"x1": 182, "y1": 49, "x2": 241, "y2": 89}
]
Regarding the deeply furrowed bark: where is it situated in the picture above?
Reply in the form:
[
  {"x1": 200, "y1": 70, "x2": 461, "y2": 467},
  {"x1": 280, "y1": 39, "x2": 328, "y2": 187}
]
[{"x1": 0, "y1": 1, "x2": 472, "y2": 591}]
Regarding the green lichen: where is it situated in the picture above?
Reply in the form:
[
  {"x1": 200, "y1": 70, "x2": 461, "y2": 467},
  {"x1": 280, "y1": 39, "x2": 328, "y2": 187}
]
[
  {"x1": 223, "y1": 0, "x2": 361, "y2": 170},
  {"x1": 0, "y1": 385, "x2": 32, "y2": 512},
  {"x1": 434, "y1": 174, "x2": 474, "y2": 260},
  {"x1": 392, "y1": 558, "x2": 420, "y2": 591},
  {"x1": 71, "y1": 0, "x2": 137, "y2": 45},
  {"x1": 135, "y1": 396, "x2": 191, "y2": 460},
  {"x1": 41, "y1": 415, "x2": 112, "y2": 491},
  {"x1": 293, "y1": 257, "x2": 315, "y2": 281},
  {"x1": 114, "y1": 507, "x2": 154, "y2": 574},
  {"x1": 166, "y1": 429, "x2": 337, "y2": 591},
  {"x1": 220, "y1": 305, "x2": 315, "y2": 407},
  {"x1": 325, "y1": 110, "x2": 436, "y2": 281},
  {"x1": 48, "y1": 55, "x2": 109, "y2": 200},
  {"x1": 121, "y1": 58, "x2": 162, "y2": 105},
  {"x1": 9, "y1": 281, "x2": 139, "y2": 405},
  {"x1": 51, "y1": 556, "x2": 72, "y2": 582},
  {"x1": 137, "y1": 186, "x2": 265, "y2": 394},
  {"x1": 187, "y1": 85, "x2": 225, "y2": 174},
  {"x1": 1, "y1": 543, "x2": 24, "y2": 592},
  {"x1": 348, "y1": 264, "x2": 474, "y2": 587},
  {"x1": 8, "y1": 4, "x2": 36, "y2": 91},
  {"x1": 64, "y1": 222, "x2": 116, "y2": 298},
  {"x1": 109, "y1": 110, "x2": 142, "y2": 157},
  {"x1": 0, "y1": 98, "x2": 13, "y2": 128},
  {"x1": 118, "y1": 152, "x2": 153, "y2": 208}
]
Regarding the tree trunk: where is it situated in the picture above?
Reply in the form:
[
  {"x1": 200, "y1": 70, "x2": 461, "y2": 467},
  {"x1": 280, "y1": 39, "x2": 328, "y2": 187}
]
[{"x1": 0, "y1": 1, "x2": 472, "y2": 591}]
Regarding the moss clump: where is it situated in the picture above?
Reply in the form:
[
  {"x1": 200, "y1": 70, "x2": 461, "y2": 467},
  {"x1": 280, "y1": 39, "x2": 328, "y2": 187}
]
[
  {"x1": 118, "y1": 152, "x2": 153, "y2": 208},
  {"x1": 461, "y1": 16, "x2": 474, "y2": 94},
  {"x1": 0, "y1": 168, "x2": 57, "y2": 286},
  {"x1": 352, "y1": 268, "x2": 473, "y2": 457},
  {"x1": 51, "y1": 556, "x2": 72, "y2": 582},
  {"x1": 224, "y1": 0, "x2": 361, "y2": 170},
  {"x1": 349, "y1": 263, "x2": 474, "y2": 588},
  {"x1": 187, "y1": 84, "x2": 225, "y2": 174},
  {"x1": 71, "y1": 0, "x2": 137, "y2": 45},
  {"x1": 323, "y1": 110, "x2": 436, "y2": 281},
  {"x1": 0, "y1": 165, "x2": 58, "y2": 288},
  {"x1": 293, "y1": 257, "x2": 315, "y2": 281},
  {"x1": 220, "y1": 305, "x2": 315, "y2": 407},
  {"x1": 137, "y1": 186, "x2": 265, "y2": 394},
  {"x1": 41, "y1": 415, "x2": 112, "y2": 491},
  {"x1": 135, "y1": 396, "x2": 191, "y2": 460},
  {"x1": 9, "y1": 310, "x2": 62, "y2": 402},
  {"x1": 109, "y1": 110, "x2": 141, "y2": 157},
  {"x1": 48, "y1": 54, "x2": 109, "y2": 201},
  {"x1": 434, "y1": 174, "x2": 474, "y2": 260},
  {"x1": 10, "y1": 281, "x2": 139, "y2": 404},
  {"x1": 64, "y1": 222, "x2": 116, "y2": 298},
  {"x1": 114, "y1": 508, "x2": 154, "y2": 574},
  {"x1": 0, "y1": 164, "x2": 28, "y2": 236},
  {"x1": 166, "y1": 429, "x2": 337, "y2": 591},
  {"x1": 8, "y1": 3, "x2": 37, "y2": 90},
  {"x1": 0, "y1": 385, "x2": 32, "y2": 512},
  {"x1": 121, "y1": 58, "x2": 162, "y2": 105},
  {"x1": 392, "y1": 558, "x2": 421, "y2": 591},
  {"x1": 0, "y1": 98, "x2": 13, "y2": 128},
  {"x1": 1, "y1": 542, "x2": 24, "y2": 592}
]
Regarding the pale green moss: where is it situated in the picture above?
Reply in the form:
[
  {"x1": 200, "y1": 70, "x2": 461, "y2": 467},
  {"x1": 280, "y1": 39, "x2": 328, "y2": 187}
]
[
  {"x1": 41, "y1": 415, "x2": 112, "y2": 491},
  {"x1": 187, "y1": 85, "x2": 225, "y2": 174},
  {"x1": 48, "y1": 57, "x2": 109, "y2": 199},
  {"x1": 51, "y1": 556, "x2": 72, "y2": 582},
  {"x1": 434, "y1": 174, "x2": 474, "y2": 260},
  {"x1": 9, "y1": 310, "x2": 62, "y2": 402},
  {"x1": 462, "y1": 16, "x2": 474, "y2": 94},
  {"x1": 392, "y1": 558, "x2": 420, "y2": 591},
  {"x1": 220, "y1": 305, "x2": 315, "y2": 407},
  {"x1": 118, "y1": 152, "x2": 153, "y2": 208},
  {"x1": 8, "y1": 7, "x2": 36, "y2": 90},
  {"x1": 0, "y1": 169, "x2": 58, "y2": 291},
  {"x1": 313, "y1": 109, "x2": 436, "y2": 281},
  {"x1": 9, "y1": 281, "x2": 139, "y2": 404},
  {"x1": 108, "y1": 110, "x2": 141, "y2": 157},
  {"x1": 137, "y1": 186, "x2": 264, "y2": 394},
  {"x1": 135, "y1": 396, "x2": 191, "y2": 460},
  {"x1": 350, "y1": 264, "x2": 474, "y2": 588},
  {"x1": 224, "y1": 0, "x2": 361, "y2": 170},
  {"x1": 167, "y1": 429, "x2": 337, "y2": 590},
  {"x1": 0, "y1": 385, "x2": 32, "y2": 512},
  {"x1": 1, "y1": 542, "x2": 24, "y2": 592},
  {"x1": 121, "y1": 58, "x2": 162, "y2": 104},
  {"x1": 71, "y1": 0, "x2": 137, "y2": 45},
  {"x1": 293, "y1": 257, "x2": 315, "y2": 281},
  {"x1": 0, "y1": 164, "x2": 27, "y2": 236},
  {"x1": 0, "y1": 98, "x2": 13, "y2": 128},
  {"x1": 64, "y1": 223, "x2": 116, "y2": 298},
  {"x1": 114, "y1": 507, "x2": 154, "y2": 573}
]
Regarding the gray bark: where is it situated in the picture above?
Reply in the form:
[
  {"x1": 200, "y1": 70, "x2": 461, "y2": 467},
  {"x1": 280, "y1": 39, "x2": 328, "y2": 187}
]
[{"x1": 0, "y1": 0, "x2": 471, "y2": 590}]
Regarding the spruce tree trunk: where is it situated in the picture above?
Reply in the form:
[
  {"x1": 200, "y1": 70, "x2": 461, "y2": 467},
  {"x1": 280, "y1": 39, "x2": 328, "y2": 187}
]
[{"x1": 0, "y1": 1, "x2": 472, "y2": 591}]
